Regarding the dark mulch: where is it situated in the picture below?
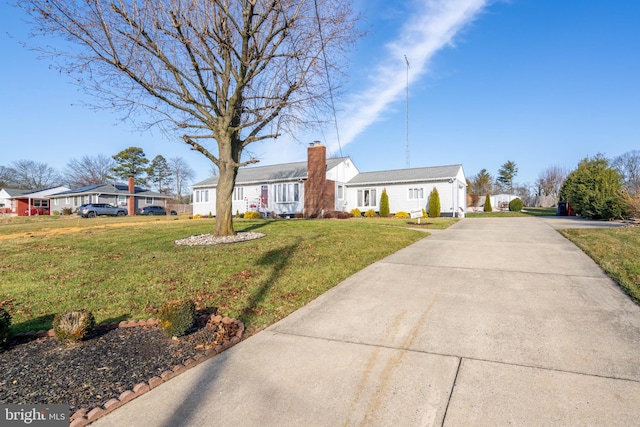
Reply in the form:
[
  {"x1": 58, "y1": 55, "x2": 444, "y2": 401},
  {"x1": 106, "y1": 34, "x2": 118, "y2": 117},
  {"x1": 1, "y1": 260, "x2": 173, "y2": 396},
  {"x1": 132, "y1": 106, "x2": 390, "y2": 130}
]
[{"x1": 0, "y1": 320, "x2": 239, "y2": 414}]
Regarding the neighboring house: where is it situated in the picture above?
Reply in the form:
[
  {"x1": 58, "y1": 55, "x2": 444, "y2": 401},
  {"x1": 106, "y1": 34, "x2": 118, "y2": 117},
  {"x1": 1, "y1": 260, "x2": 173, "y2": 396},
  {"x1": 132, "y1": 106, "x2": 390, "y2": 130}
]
[
  {"x1": 0, "y1": 186, "x2": 70, "y2": 216},
  {"x1": 489, "y1": 194, "x2": 520, "y2": 211},
  {"x1": 193, "y1": 143, "x2": 467, "y2": 218},
  {"x1": 49, "y1": 179, "x2": 170, "y2": 215}
]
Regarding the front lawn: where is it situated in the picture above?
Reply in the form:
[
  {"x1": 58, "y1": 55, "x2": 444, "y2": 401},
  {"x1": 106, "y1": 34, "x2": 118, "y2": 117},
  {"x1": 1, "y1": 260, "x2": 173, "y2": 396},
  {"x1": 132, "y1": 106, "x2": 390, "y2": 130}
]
[
  {"x1": 0, "y1": 217, "x2": 433, "y2": 335},
  {"x1": 560, "y1": 227, "x2": 640, "y2": 303}
]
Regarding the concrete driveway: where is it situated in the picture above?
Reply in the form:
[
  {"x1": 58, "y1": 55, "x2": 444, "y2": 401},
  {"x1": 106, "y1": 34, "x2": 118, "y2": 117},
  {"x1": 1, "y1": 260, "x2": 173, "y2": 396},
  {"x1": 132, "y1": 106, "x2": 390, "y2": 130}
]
[{"x1": 94, "y1": 217, "x2": 640, "y2": 426}]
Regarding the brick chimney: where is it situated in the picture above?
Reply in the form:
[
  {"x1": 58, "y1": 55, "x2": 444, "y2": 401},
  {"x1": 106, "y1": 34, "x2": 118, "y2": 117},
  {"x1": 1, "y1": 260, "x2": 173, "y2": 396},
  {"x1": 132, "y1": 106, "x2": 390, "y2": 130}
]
[
  {"x1": 128, "y1": 176, "x2": 135, "y2": 216},
  {"x1": 304, "y1": 142, "x2": 335, "y2": 218}
]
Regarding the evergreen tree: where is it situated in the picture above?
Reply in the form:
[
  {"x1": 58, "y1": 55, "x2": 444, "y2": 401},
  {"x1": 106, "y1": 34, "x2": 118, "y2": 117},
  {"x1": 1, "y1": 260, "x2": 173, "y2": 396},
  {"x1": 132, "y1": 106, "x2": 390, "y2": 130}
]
[
  {"x1": 559, "y1": 154, "x2": 626, "y2": 219},
  {"x1": 484, "y1": 194, "x2": 492, "y2": 212},
  {"x1": 497, "y1": 160, "x2": 518, "y2": 193},
  {"x1": 428, "y1": 187, "x2": 441, "y2": 218},
  {"x1": 379, "y1": 189, "x2": 390, "y2": 217},
  {"x1": 147, "y1": 155, "x2": 173, "y2": 194},
  {"x1": 110, "y1": 147, "x2": 149, "y2": 185}
]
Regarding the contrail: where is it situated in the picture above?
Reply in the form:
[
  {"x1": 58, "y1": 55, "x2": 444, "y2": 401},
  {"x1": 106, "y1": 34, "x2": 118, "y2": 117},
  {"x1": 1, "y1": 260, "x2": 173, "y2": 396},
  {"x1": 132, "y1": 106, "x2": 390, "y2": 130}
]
[{"x1": 329, "y1": 0, "x2": 489, "y2": 153}]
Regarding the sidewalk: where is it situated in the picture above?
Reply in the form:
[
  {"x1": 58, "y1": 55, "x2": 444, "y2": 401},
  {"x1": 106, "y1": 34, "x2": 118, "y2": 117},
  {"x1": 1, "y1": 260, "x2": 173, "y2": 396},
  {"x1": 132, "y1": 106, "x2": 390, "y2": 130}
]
[{"x1": 94, "y1": 217, "x2": 640, "y2": 426}]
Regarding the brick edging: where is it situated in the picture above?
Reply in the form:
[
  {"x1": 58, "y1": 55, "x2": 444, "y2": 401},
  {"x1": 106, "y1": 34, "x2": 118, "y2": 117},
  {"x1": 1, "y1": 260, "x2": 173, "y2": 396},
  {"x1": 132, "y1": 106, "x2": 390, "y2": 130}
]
[{"x1": 14, "y1": 315, "x2": 244, "y2": 427}]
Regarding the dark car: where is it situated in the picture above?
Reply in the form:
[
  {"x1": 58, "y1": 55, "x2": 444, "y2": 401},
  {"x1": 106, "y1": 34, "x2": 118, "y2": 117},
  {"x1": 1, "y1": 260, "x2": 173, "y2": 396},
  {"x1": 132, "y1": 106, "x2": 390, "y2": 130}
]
[
  {"x1": 79, "y1": 203, "x2": 128, "y2": 218},
  {"x1": 138, "y1": 205, "x2": 167, "y2": 215}
]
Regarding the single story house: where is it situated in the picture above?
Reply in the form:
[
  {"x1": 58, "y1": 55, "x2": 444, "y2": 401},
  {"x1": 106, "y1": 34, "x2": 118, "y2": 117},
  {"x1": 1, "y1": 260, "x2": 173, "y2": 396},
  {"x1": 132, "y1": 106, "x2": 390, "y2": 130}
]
[
  {"x1": 192, "y1": 143, "x2": 467, "y2": 218},
  {"x1": 49, "y1": 179, "x2": 170, "y2": 215},
  {"x1": 0, "y1": 186, "x2": 70, "y2": 216}
]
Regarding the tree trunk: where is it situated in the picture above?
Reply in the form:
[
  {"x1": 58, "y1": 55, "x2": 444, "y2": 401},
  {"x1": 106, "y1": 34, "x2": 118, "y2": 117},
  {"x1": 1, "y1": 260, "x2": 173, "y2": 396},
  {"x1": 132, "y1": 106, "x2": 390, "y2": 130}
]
[{"x1": 214, "y1": 160, "x2": 238, "y2": 236}]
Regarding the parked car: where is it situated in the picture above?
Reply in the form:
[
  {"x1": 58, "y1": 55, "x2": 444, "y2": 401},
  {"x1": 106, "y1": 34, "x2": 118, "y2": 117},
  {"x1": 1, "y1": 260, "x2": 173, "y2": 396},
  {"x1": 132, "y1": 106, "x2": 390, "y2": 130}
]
[
  {"x1": 138, "y1": 205, "x2": 167, "y2": 215},
  {"x1": 78, "y1": 203, "x2": 128, "y2": 218}
]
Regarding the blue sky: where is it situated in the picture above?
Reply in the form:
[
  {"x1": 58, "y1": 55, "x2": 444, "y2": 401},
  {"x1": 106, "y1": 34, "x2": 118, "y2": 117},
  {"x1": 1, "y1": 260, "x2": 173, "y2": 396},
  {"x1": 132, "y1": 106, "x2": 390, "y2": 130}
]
[{"x1": 1, "y1": 0, "x2": 638, "y2": 188}]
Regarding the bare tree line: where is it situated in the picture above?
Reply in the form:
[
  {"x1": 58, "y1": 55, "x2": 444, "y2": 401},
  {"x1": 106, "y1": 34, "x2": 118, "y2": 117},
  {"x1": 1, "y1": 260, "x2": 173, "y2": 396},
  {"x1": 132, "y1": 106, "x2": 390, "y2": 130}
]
[{"x1": 0, "y1": 153, "x2": 196, "y2": 201}]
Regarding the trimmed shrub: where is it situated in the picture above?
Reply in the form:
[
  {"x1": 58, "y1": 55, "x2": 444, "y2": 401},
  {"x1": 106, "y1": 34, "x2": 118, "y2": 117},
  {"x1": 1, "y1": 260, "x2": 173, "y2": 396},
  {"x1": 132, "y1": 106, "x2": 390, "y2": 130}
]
[
  {"x1": 364, "y1": 209, "x2": 377, "y2": 218},
  {"x1": 422, "y1": 208, "x2": 428, "y2": 218},
  {"x1": 53, "y1": 309, "x2": 95, "y2": 344},
  {"x1": 244, "y1": 211, "x2": 261, "y2": 219},
  {"x1": 394, "y1": 211, "x2": 410, "y2": 219},
  {"x1": 350, "y1": 208, "x2": 362, "y2": 217},
  {"x1": 158, "y1": 299, "x2": 196, "y2": 337},
  {"x1": 336, "y1": 211, "x2": 351, "y2": 219},
  {"x1": 52, "y1": 210, "x2": 60, "y2": 216},
  {"x1": 509, "y1": 198, "x2": 524, "y2": 212},
  {"x1": 193, "y1": 214, "x2": 203, "y2": 219},
  {"x1": 428, "y1": 187, "x2": 441, "y2": 218},
  {"x1": 379, "y1": 189, "x2": 390, "y2": 217},
  {"x1": 484, "y1": 194, "x2": 492, "y2": 212},
  {"x1": 0, "y1": 307, "x2": 11, "y2": 349}
]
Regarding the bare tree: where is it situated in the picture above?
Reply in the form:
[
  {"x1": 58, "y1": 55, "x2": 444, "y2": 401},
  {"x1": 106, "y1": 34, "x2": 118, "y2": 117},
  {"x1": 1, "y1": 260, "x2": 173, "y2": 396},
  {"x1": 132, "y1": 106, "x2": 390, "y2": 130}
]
[
  {"x1": 535, "y1": 165, "x2": 567, "y2": 198},
  {"x1": 65, "y1": 154, "x2": 116, "y2": 188},
  {"x1": 613, "y1": 150, "x2": 640, "y2": 196},
  {"x1": 18, "y1": 0, "x2": 359, "y2": 235},
  {"x1": 10, "y1": 160, "x2": 62, "y2": 190},
  {"x1": 169, "y1": 157, "x2": 195, "y2": 203},
  {"x1": 0, "y1": 165, "x2": 17, "y2": 188}
]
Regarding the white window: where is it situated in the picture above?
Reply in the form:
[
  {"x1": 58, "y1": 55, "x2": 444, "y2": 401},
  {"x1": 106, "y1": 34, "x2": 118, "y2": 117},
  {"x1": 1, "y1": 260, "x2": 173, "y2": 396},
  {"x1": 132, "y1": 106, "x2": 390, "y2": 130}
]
[
  {"x1": 118, "y1": 195, "x2": 127, "y2": 206},
  {"x1": 408, "y1": 188, "x2": 424, "y2": 200},
  {"x1": 145, "y1": 197, "x2": 153, "y2": 204},
  {"x1": 357, "y1": 189, "x2": 377, "y2": 207},
  {"x1": 274, "y1": 183, "x2": 300, "y2": 203},
  {"x1": 337, "y1": 184, "x2": 344, "y2": 199},
  {"x1": 73, "y1": 196, "x2": 79, "y2": 207},
  {"x1": 195, "y1": 191, "x2": 200, "y2": 203},
  {"x1": 234, "y1": 187, "x2": 244, "y2": 201},
  {"x1": 65, "y1": 197, "x2": 70, "y2": 205},
  {"x1": 204, "y1": 190, "x2": 209, "y2": 203}
]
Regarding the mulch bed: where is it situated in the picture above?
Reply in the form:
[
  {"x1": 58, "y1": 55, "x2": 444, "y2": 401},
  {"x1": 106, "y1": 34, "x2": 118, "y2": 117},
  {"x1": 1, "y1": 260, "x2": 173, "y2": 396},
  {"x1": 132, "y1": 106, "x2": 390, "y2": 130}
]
[{"x1": 0, "y1": 315, "x2": 243, "y2": 424}]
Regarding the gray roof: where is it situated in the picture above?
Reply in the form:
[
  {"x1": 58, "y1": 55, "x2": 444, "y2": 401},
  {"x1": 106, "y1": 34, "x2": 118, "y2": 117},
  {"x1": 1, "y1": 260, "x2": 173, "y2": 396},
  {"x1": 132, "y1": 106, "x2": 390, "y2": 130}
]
[
  {"x1": 51, "y1": 183, "x2": 169, "y2": 198},
  {"x1": 1, "y1": 188, "x2": 31, "y2": 197},
  {"x1": 346, "y1": 164, "x2": 463, "y2": 186},
  {"x1": 193, "y1": 157, "x2": 350, "y2": 188}
]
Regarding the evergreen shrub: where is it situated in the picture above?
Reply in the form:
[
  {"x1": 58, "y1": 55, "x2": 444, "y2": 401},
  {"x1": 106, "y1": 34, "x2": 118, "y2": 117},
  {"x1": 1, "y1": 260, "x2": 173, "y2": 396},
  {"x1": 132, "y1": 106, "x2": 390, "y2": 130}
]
[
  {"x1": 0, "y1": 307, "x2": 11, "y2": 349},
  {"x1": 244, "y1": 211, "x2": 261, "y2": 219},
  {"x1": 509, "y1": 198, "x2": 524, "y2": 212},
  {"x1": 53, "y1": 309, "x2": 95, "y2": 344},
  {"x1": 394, "y1": 211, "x2": 410, "y2": 218},
  {"x1": 364, "y1": 209, "x2": 377, "y2": 218},
  {"x1": 350, "y1": 208, "x2": 362, "y2": 217},
  {"x1": 379, "y1": 189, "x2": 390, "y2": 217},
  {"x1": 428, "y1": 188, "x2": 441, "y2": 218},
  {"x1": 158, "y1": 299, "x2": 196, "y2": 337},
  {"x1": 484, "y1": 194, "x2": 492, "y2": 212}
]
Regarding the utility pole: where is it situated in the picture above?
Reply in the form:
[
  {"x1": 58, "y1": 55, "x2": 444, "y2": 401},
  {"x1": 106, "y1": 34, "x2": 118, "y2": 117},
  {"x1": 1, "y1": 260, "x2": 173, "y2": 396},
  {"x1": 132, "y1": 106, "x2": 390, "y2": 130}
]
[{"x1": 404, "y1": 55, "x2": 410, "y2": 169}]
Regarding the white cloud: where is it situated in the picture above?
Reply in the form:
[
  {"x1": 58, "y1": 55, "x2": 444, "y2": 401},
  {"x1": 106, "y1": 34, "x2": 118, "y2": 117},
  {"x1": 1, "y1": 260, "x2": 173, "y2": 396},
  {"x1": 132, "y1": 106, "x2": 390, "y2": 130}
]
[
  {"x1": 328, "y1": 0, "x2": 489, "y2": 154},
  {"x1": 246, "y1": 0, "x2": 489, "y2": 168}
]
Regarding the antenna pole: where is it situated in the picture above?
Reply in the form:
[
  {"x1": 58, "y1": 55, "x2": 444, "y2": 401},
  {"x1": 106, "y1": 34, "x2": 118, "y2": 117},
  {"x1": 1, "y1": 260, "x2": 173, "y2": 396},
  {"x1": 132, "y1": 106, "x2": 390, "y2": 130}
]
[{"x1": 404, "y1": 55, "x2": 410, "y2": 168}]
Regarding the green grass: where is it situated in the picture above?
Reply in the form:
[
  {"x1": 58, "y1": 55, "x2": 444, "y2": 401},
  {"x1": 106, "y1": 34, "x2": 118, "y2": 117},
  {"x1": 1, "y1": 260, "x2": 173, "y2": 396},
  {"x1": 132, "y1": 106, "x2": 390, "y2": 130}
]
[
  {"x1": 0, "y1": 216, "x2": 434, "y2": 335},
  {"x1": 559, "y1": 227, "x2": 640, "y2": 304}
]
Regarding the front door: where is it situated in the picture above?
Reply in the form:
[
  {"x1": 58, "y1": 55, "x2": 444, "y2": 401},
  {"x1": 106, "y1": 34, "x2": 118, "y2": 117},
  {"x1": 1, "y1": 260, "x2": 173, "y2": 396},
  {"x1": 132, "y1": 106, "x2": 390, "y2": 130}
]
[{"x1": 261, "y1": 186, "x2": 268, "y2": 209}]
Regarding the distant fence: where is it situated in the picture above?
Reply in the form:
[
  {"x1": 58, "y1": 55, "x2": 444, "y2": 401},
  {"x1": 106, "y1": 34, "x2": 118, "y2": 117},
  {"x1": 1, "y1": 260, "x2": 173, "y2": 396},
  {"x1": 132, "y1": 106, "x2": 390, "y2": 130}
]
[{"x1": 166, "y1": 203, "x2": 191, "y2": 214}]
